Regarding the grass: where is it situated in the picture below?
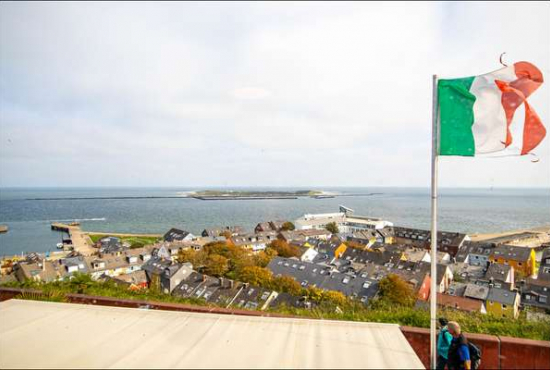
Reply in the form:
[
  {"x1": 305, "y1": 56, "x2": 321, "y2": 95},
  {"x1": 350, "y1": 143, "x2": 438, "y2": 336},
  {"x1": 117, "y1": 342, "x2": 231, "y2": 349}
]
[
  {"x1": 88, "y1": 234, "x2": 160, "y2": 246},
  {"x1": 3, "y1": 278, "x2": 549, "y2": 341}
]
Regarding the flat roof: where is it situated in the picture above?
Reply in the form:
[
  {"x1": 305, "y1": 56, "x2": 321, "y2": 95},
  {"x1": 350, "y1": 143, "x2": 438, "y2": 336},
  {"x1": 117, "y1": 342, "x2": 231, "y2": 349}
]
[{"x1": 0, "y1": 299, "x2": 423, "y2": 369}]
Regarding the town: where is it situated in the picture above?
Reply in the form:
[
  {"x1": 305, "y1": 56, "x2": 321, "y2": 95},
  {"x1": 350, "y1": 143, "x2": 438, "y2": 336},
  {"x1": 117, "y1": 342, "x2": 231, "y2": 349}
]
[{"x1": 1, "y1": 206, "x2": 549, "y2": 321}]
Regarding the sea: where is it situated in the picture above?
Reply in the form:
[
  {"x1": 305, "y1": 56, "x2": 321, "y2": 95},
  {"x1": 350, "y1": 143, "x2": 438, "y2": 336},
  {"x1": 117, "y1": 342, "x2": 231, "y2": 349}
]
[{"x1": 0, "y1": 187, "x2": 549, "y2": 257}]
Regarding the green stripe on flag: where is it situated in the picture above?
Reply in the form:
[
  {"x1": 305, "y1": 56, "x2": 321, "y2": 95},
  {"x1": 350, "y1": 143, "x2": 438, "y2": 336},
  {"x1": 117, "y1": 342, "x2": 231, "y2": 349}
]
[{"x1": 438, "y1": 77, "x2": 476, "y2": 156}]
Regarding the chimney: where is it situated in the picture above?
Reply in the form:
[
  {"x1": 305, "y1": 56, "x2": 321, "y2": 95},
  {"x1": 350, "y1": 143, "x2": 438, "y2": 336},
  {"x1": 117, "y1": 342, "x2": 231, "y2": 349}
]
[
  {"x1": 219, "y1": 277, "x2": 224, "y2": 287},
  {"x1": 229, "y1": 280, "x2": 234, "y2": 289},
  {"x1": 201, "y1": 274, "x2": 206, "y2": 282},
  {"x1": 42, "y1": 259, "x2": 46, "y2": 271}
]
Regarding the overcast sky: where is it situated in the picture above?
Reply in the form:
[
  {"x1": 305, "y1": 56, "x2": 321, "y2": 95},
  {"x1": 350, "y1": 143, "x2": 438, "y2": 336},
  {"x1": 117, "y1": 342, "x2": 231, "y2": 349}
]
[{"x1": 1, "y1": 2, "x2": 549, "y2": 188}]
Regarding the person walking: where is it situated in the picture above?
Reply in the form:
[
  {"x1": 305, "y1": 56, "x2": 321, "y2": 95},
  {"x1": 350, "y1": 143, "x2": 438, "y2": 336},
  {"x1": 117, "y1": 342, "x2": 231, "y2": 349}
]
[
  {"x1": 436, "y1": 318, "x2": 453, "y2": 370},
  {"x1": 446, "y1": 321, "x2": 471, "y2": 370}
]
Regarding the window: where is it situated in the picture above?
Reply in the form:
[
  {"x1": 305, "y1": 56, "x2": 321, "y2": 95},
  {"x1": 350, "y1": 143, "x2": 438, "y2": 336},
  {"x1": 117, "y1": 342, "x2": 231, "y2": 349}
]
[{"x1": 540, "y1": 296, "x2": 548, "y2": 303}]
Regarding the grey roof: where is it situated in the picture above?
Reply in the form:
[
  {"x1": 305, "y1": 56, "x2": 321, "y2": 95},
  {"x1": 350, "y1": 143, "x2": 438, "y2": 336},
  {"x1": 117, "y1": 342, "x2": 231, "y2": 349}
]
[
  {"x1": 455, "y1": 242, "x2": 494, "y2": 263},
  {"x1": 520, "y1": 280, "x2": 550, "y2": 310},
  {"x1": 59, "y1": 256, "x2": 90, "y2": 274},
  {"x1": 487, "y1": 287, "x2": 519, "y2": 306},
  {"x1": 141, "y1": 257, "x2": 172, "y2": 275},
  {"x1": 538, "y1": 248, "x2": 550, "y2": 281},
  {"x1": 447, "y1": 282, "x2": 468, "y2": 297},
  {"x1": 485, "y1": 263, "x2": 512, "y2": 282},
  {"x1": 490, "y1": 245, "x2": 532, "y2": 262},
  {"x1": 201, "y1": 226, "x2": 245, "y2": 237},
  {"x1": 341, "y1": 248, "x2": 401, "y2": 267},
  {"x1": 267, "y1": 257, "x2": 379, "y2": 303},
  {"x1": 163, "y1": 228, "x2": 192, "y2": 242},
  {"x1": 464, "y1": 283, "x2": 490, "y2": 300}
]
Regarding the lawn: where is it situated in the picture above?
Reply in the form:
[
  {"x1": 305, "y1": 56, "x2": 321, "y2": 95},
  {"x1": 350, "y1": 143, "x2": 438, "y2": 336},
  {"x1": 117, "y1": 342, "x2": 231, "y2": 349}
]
[{"x1": 88, "y1": 234, "x2": 160, "y2": 246}]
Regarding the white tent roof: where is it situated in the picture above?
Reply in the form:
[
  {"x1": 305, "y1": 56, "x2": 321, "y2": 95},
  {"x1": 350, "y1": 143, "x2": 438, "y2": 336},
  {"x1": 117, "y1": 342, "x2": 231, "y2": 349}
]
[{"x1": 0, "y1": 299, "x2": 423, "y2": 369}]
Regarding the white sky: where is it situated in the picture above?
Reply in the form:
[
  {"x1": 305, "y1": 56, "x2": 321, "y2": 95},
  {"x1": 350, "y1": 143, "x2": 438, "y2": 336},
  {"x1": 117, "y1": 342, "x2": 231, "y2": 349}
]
[{"x1": 1, "y1": 2, "x2": 549, "y2": 188}]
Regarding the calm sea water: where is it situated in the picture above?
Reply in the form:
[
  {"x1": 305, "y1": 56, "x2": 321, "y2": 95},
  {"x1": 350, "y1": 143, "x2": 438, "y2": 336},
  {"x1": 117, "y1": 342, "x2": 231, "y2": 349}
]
[{"x1": 0, "y1": 187, "x2": 549, "y2": 257}]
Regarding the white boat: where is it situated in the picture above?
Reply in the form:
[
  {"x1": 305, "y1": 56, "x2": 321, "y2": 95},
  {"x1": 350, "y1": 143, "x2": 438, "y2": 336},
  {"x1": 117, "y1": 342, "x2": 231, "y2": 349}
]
[{"x1": 56, "y1": 242, "x2": 64, "y2": 250}]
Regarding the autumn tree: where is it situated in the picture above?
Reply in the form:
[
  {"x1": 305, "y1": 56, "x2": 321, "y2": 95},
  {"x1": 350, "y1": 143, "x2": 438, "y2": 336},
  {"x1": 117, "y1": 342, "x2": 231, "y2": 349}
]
[
  {"x1": 254, "y1": 248, "x2": 278, "y2": 268},
  {"x1": 237, "y1": 266, "x2": 273, "y2": 287},
  {"x1": 177, "y1": 249, "x2": 207, "y2": 269},
  {"x1": 204, "y1": 254, "x2": 230, "y2": 277},
  {"x1": 325, "y1": 222, "x2": 339, "y2": 234},
  {"x1": 271, "y1": 275, "x2": 303, "y2": 296},
  {"x1": 321, "y1": 290, "x2": 348, "y2": 308},
  {"x1": 267, "y1": 239, "x2": 301, "y2": 258},
  {"x1": 376, "y1": 274, "x2": 416, "y2": 307},
  {"x1": 281, "y1": 222, "x2": 295, "y2": 231}
]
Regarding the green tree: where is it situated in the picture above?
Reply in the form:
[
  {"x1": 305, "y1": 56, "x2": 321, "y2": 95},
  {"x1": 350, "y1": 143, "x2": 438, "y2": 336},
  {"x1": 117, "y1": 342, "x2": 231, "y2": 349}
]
[
  {"x1": 237, "y1": 266, "x2": 273, "y2": 287},
  {"x1": 376, "y1": 274, "x2": 416, "y2": 307},
  {"x1": 325, "y1": 222, "x2": 339, "y2": 234},
  {"x1": 204, "y1": 254, "x2": 230, "y2": 277},
  {"x1": 281, "y1": 222, "x2": 295, "y2": 231}
]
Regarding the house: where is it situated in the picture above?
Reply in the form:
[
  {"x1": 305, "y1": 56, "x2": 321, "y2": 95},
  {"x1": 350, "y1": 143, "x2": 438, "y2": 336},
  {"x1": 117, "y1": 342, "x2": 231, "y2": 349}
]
[
  {"x1": 394, "y1": 227, "x2": 468, "y2": 257},
  {"x1": 254, "y1": 220, "x2": 287, "y2": 233},
  {"x1": 13, "y1": 260, "x2": 63, "y2": 283},
  {"x1": 484, "y1": 263, "x2": 514, "y2": 284},
  {"x1": 300, "y1": 247, "x2": 319, "y2": 263},
  {"x1": 228, "y1": 233, "x2": 276, "y2": 251},
  {"x1": 267, "y1": 257, "x2": 380, "y2": 305},
  {"x1": 59, "y1": 256, "x2": 89, "y2": 276},
  {"x1": 464, "y1": 283, "x2": 490, "y2": 301},
  {"x1": 341, "y1": 247, "x2": 403, "y2": 268},
  {"x1": 377, "y1": 227, "x2": 395, "y2": 244},
  {"x1": 294, "y1": 210, "x2": 392, "y2": 233},
  {"x1": 455, "y1": 242, "x2": 494, "y2": 266},
  {"x1": 537, "y1": 248, "x2": 550, "y2": 281},
  {"x1": 97, "y1": 236, "x2": 121, "y2": 249},
  {"x1": 489, "y1": 245, "x2": 536, "y2": 277},
  {"x1": 108, "y1": 270, "x2": 148, "y2": 290},
  {"x1": 391, "y1": 261, "x2": 453, "y2": 294},
  {"x1": 436, "y1": 293, "x2": 487, "y2": 314},
  {"x1": 417, "y1": 274, "x2": 431, "y2": 301},
  {"x1": 420, "y1": 251, "x2": 451, "y2": 264},
  {"x1": 163, "y1": 228, "x2": 194, "y2": 243},
  {"x1": 173, "y1": 273, "x2": 290, "y2": 310},
  {"x1": 313, "y1": 238, "x2": 347, "y2": 263},
  {"x1": 346, "y1": 230, "x2": 381, "y2": 248},
  {"x1": 142, "y1": 258, "x2": 194, "y2": 294},
  {"x1": 85, "y1": 246, "x2": 153, "y2": 280},
  {"x1": 519, "y1": 280, "x2": 550, "y2": 312},
  {"x1": 201, "y1": 226, "x2": 245, "y2": 238},
  {"x1": 486, "y1": 287, "x2": 521, "y2": 319},
  {"x1": 447, "y1": 282, "x2": 468, "y2": 297}
]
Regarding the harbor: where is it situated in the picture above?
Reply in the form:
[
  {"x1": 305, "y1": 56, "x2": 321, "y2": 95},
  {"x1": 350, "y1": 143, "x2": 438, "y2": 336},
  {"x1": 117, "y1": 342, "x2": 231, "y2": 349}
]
[{"x1": 50, "y1": 222, "x2": 96, "y2": 256}]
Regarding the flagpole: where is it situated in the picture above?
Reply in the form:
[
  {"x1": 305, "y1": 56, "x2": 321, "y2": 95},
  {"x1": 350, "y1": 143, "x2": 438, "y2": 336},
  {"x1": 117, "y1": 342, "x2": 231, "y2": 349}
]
[{"x1": 430, "y1": 74, "x2": 439, "y2": 370}]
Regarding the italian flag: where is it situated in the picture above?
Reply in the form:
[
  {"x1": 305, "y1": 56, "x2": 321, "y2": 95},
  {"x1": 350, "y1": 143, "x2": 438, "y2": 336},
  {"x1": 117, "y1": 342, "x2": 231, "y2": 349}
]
[{"x1": 438, "y1": 61, "x2": 545, "y2": 156}]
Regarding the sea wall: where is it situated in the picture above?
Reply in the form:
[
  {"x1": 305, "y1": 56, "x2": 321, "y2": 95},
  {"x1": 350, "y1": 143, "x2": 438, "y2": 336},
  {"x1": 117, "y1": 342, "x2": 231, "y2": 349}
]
[{"x1": 401, "y1": 326, "x2": 550, "y2": 369}]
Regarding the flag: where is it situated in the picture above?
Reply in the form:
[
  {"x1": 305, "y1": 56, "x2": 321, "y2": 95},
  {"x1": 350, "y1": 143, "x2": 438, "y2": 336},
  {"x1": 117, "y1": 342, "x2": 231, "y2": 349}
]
[{"x1": 438, "y1": 61, "x2": 545, "y2": 156}]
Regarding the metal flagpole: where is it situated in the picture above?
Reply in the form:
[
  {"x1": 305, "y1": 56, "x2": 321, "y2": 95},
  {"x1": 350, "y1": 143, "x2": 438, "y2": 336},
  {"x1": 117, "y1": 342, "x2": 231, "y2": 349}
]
[{"x1": 430, "y1": 74, "x2": 439, "y2": 370}]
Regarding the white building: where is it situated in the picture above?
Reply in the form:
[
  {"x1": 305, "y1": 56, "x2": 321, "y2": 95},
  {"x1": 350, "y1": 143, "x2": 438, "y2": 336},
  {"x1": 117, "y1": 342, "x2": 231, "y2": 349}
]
[{"x1": 294, "y1": 210, "x2": 393, "y2": 233}]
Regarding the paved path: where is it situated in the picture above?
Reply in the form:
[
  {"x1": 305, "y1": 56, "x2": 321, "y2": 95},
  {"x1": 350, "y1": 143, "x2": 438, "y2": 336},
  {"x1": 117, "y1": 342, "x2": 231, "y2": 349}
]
[{"x1": 51, "y1": 223, "x2": 96, "y2": 256}]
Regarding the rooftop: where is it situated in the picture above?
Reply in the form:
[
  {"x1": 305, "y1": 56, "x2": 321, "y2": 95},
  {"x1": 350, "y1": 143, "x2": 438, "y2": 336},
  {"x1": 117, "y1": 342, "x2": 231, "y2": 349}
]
[{"x1": 0, "y1": 299, "x2": 423, "y2": 369}]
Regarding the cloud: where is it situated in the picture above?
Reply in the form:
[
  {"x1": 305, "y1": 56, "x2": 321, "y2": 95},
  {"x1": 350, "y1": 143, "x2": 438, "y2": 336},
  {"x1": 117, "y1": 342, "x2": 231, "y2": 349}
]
[
  {"x1": 231, "y1": 87, "x2": 272, "y2": 100},
  {"x1": 0, "y1": 2, "x2": 548, "y2": 187}
]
